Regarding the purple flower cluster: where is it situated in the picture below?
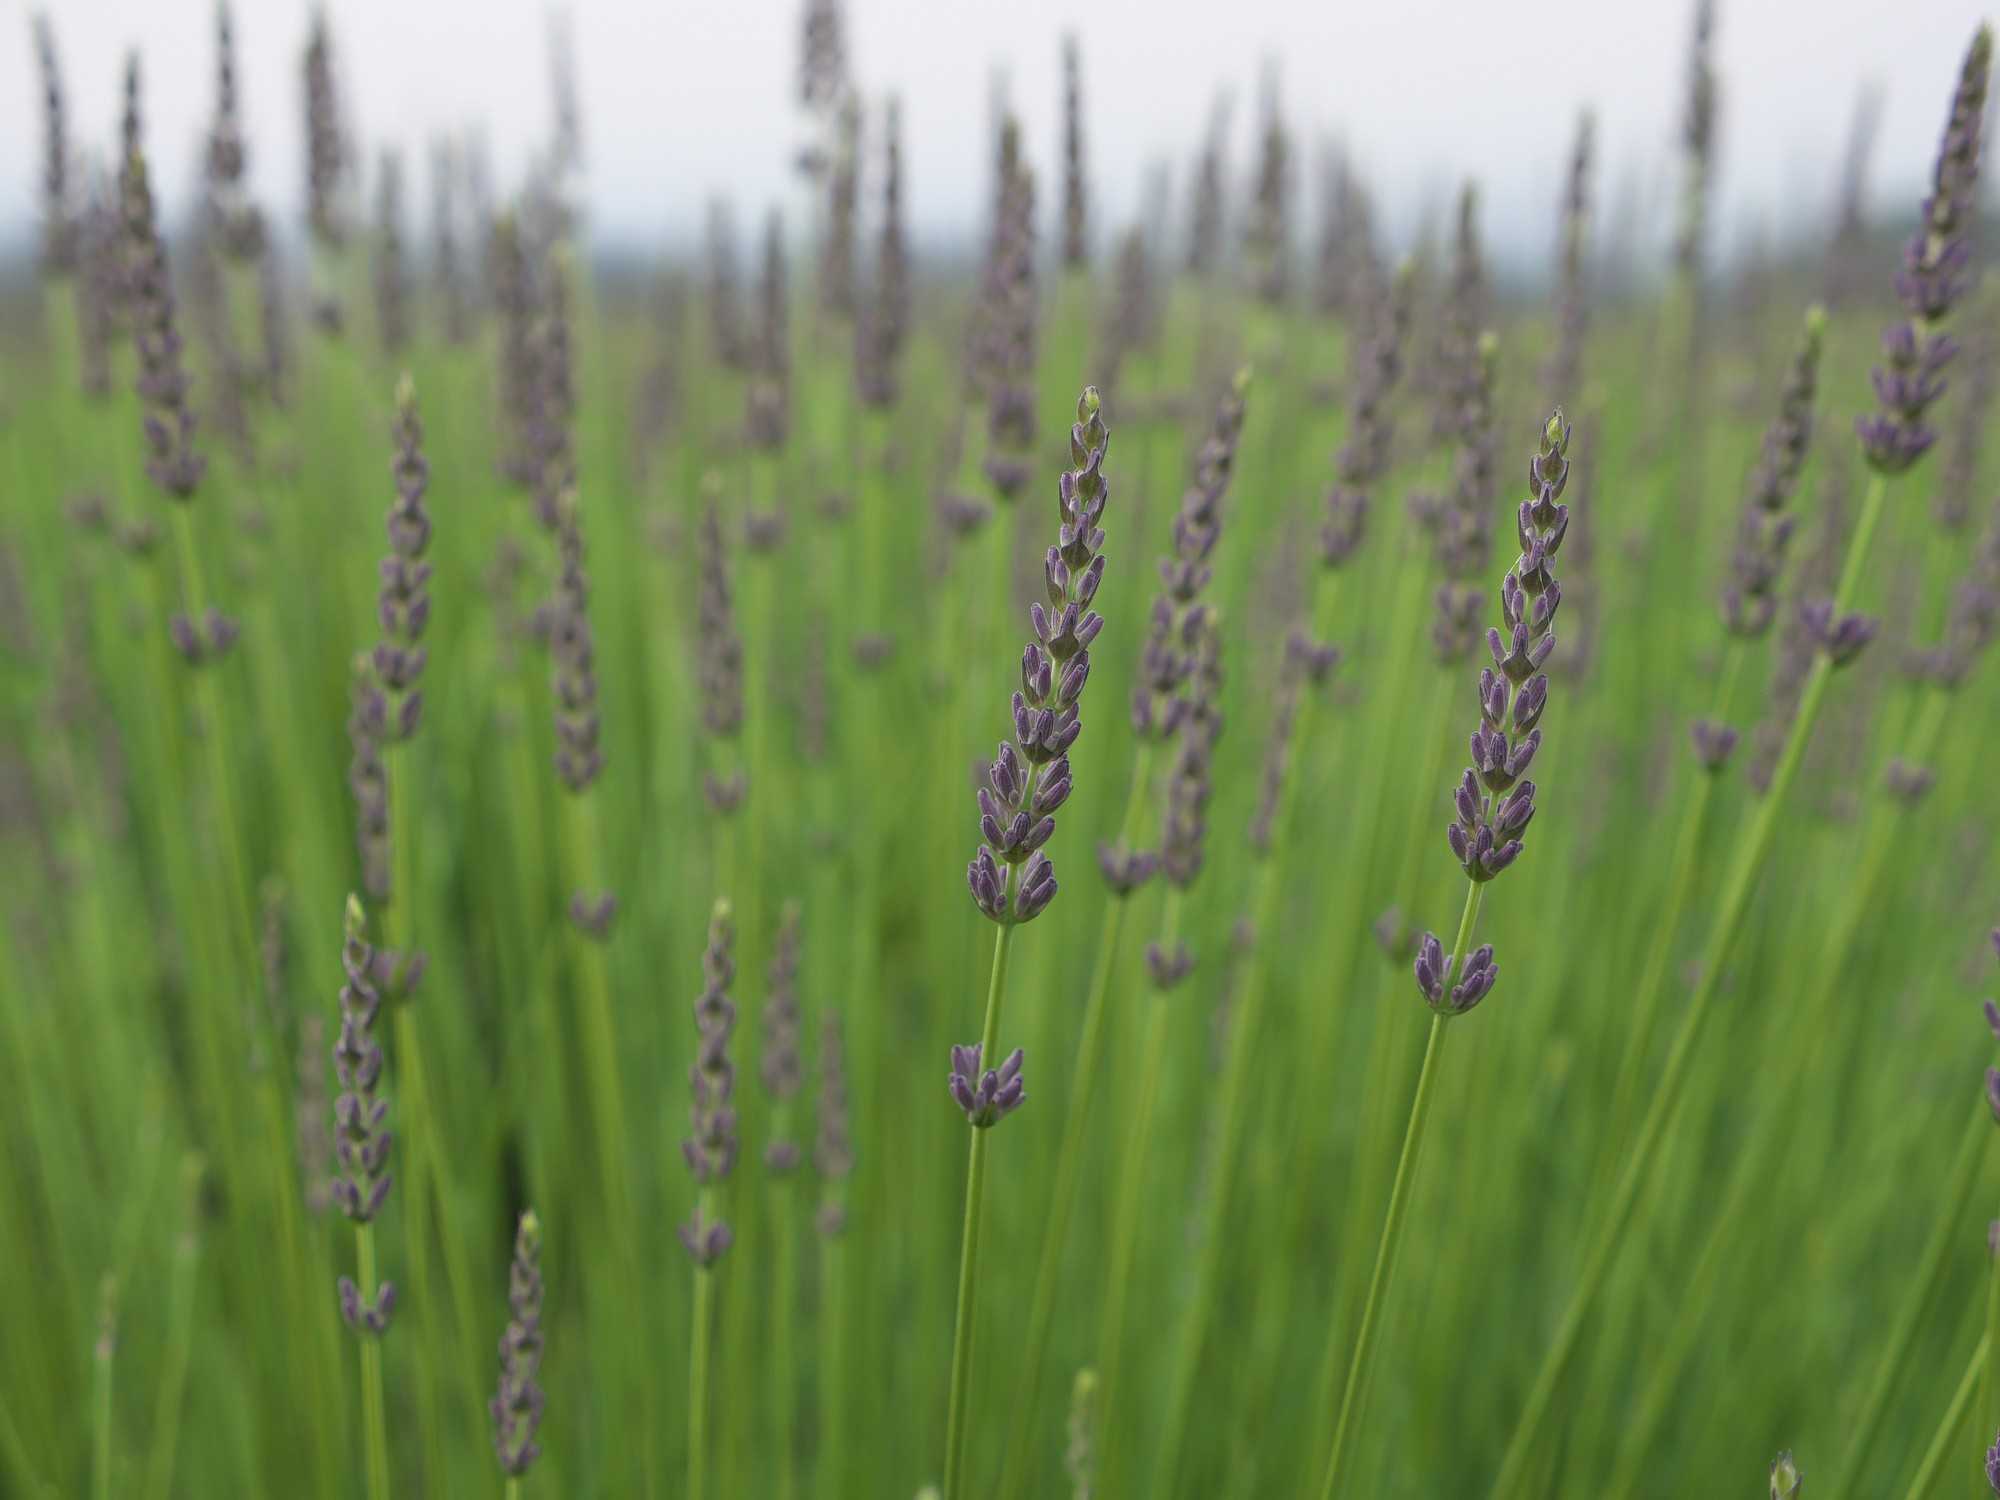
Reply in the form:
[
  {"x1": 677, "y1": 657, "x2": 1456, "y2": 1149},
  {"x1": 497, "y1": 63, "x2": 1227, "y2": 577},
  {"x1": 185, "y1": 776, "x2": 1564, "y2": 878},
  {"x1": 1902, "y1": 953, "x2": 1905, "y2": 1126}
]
[
  {"x1": 490, "y1": 1210, "x2": 546, "y2": 1477},
  {"x1": 681, "y1": 902, "x2": 738, "y2": 1267},
  {"x1": 967, "y1": 389, "x2": 1110, "y2": 926},
  {"x1": 122, "y1": 151, "x2": 208, "y2": 504},
  {"x1": 366, "y1": 376, "x2": 433, "y2": 742},
  {"x1": 332, "y1": 897, "x2": 396, "y2": 1336},
  {"x1": 1415, "y1": 412, "x2": 1573, "y2": 1017},
  {"x1": 949, "y1": 1043, "x2": 1026, "y2": 1128},
  {"x1": 1857, "y1": 27, "x2": 1991, "y2": 475}
]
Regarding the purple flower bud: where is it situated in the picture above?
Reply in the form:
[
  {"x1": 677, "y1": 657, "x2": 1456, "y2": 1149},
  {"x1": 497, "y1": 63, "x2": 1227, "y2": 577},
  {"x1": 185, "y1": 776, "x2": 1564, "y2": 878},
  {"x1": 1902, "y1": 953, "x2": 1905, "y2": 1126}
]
[{"x1": 948, "y1": 1043, "x2": 1027, "y2": 1127}]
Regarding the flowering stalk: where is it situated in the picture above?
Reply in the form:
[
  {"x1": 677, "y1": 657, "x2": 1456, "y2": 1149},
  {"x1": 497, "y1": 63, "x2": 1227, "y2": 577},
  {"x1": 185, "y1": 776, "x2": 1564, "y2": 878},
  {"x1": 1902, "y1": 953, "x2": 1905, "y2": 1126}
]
[
  {"x1": 490, "y1": 1210, "x2": 546, "y2": 1492},
  {"x1": 1320, "y1": 410, "x2": 1569, "y2": 1499},
  {"x1": 1491, "y1": 44, "x2": 1988, "y2": 1495},
  {"x1": 814, "y1": 1009, "x2": 854, "y2": 1496},
  {"x1": 331, "y1": 895, "x2": 393, "y2": 1500},
  {"x1": 683, "y1": 901, "x2": 738, "y2": 1500},
  {"x1": 946, "y1": 389, "x2": 1110, "y2": 1500},
  {"x1": 997, "y1": 375, "x2": 1247, "y2": 1500},
  {"x1": 762, "y1": 903, "x2": 804, "y2": 1500},
  {"x1": 1597, "y1": 305, "x2": 1826, "y2": 1169}
]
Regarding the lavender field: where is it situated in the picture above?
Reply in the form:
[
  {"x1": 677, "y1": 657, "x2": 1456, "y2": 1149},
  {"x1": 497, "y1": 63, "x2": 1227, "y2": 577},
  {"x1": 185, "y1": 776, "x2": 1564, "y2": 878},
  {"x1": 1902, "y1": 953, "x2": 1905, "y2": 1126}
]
[{"x1": 3, "y1": 2, "x2": 2000, "y2": 1496}]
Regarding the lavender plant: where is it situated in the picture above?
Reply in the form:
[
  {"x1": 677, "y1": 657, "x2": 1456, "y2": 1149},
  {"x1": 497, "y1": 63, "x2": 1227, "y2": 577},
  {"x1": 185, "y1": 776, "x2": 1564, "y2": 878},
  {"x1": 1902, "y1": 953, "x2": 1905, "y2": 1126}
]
[
  {"x1": 947, "y1": 388, "x2": 1109, "y2": 1500},
  {"x1": 684, "y1": 900, "x2": 737, "y2": 1500},
  {"x1": 490, "y1": 1210, "x2": 546, "y2": 1491},
  {"x1": 1323, "y1": 411, "x2": 1573, "y2": 1499}
]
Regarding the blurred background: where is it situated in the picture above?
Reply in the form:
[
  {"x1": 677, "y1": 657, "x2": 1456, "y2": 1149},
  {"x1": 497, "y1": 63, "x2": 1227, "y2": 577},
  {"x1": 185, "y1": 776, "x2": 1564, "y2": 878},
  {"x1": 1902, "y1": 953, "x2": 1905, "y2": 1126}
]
[{"x1": 0, "y1": 0, "x2": 1992, "y2": 277}]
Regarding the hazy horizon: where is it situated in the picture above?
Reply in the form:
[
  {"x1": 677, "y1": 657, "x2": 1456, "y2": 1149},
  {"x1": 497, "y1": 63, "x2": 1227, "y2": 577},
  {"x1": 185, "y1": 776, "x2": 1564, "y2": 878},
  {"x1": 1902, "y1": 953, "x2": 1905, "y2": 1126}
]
[{"x1": 2, "y1": 0, "x2": 1992, "y2": 277}]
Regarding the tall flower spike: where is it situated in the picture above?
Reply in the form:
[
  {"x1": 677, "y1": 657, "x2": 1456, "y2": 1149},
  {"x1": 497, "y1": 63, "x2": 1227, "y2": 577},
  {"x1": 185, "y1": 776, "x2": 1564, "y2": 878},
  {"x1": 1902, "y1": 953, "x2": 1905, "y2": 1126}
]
[
  {"x1": 205, "y1": 3, "x2": 265, "y2": 261},
  {"x1": 374, "y1": 375, "x2": 433, "y2": 744},
  {"x1": 1060, "y1": 36, "x2": 1088, "y2": 269},
  {"x1": 1447, "y1": 410, "x2": 1571, "y2": 890},
  {"x1": 746, "y1": 209, "x2": 790, "y2": 451},
  {"x1": 761, "y1": 903, "x2": 804, "y2": 1171},
  {"x1": 33, "y1": 14, "x2": 74, "y2": 276},
  {"x1": 1323, "y1": 259, "x2": 1412, "y2": 570},
  {"x1": 490, "y1": 1210, "x2": 546, "y2": 1477},
  {"x1": 330, "y1": 898, "x2": 396, "y2": 1339},
  {"x1": 1723, "y1": 306, "x2": 1826, "y2": 638},
  {"x1": 1858, "y1": 25, "x2": 1991, "y2": 475},
  {"x1": 303, "y1": 9, "x2": 348, "y2": 251},
  {"x1": 982, "y1": 121, "x2": 1039, "y2": 503},
  {"x1": 1244, "y1": 64, "x2": 1290, "y2": 304},
  {"x1": 819, "y1": 95, "x2": 859, "y2": 320},
  {"x1": 1674, "y1": 0, "x2": 1718, "y2": 277},
  {"x1": 856, "y1": 97, "x2": 908, "y2": 409},
  {"x1": 1543, "y1": 110, "x2": 1593, "y2": 403},
  {"x1": 549, "y1": 491, "x2": 605, "y2": 798},
  {"x1": 347, "y1": 654, "x2": 391, "y2": 902},
  {"x1": 122, "y1": 151, "x2": 206, "y2": 502},
  {"x1": 697, "y1": 489, "x2": 748, "y2": 815},
  {"x1": 681, "y1": 902, "x2": 738, "y2": 1266},
  {"x1": 1135, "y1": 370, "x2": 1250, "y2": 742},
  {"x1": 966, "y1": 389, "x2": 1110, "y2": 927},
  {"x1": 374, "y1": 150, "x2": 409, "y2": 354}
]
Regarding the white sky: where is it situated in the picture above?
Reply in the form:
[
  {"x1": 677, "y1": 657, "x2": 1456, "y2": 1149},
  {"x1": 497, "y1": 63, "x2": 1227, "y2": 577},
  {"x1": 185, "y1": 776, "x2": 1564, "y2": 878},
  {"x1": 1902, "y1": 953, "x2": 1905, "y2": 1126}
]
[{"x1": 2, "y1": 0, "x2": 1992, "y2": 272}]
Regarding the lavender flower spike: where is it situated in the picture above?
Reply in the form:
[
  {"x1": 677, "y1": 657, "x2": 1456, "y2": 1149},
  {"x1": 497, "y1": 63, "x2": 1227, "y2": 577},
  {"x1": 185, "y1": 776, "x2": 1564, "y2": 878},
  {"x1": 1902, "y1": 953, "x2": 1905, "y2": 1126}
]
[
  {"x1": 490, "y1": 1209, "x2": 546, "y2": 1477},
  {"x1": 374, "y1": 374, "x2": 433, "y2": 743},
  {"x1": 948, "y1": 1043, "x2": 1026, "y2": 1127},
  {"x1": 681, "y1": 901, "x2": 738, "y2": 1266},
  {"x1": 1857, "y1": 25, "x2": 1991, "y2": 475},
  {"x1": 121, "y1": 150, "x2": 207, "y2": 502},
  {"x1": 966, "y1": 388, "x2": 1110, "y2": 927},
  {"x1": 331, "y1": 895, "x2": 395, "y2": 1335}
]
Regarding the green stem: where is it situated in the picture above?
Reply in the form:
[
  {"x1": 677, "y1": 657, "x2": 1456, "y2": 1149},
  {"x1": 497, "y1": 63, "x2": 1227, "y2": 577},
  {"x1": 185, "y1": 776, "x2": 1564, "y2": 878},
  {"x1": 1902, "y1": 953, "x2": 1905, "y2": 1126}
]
[
  {"x1": 689, "y1": 1252, "x2": 715, "y2": 1500},
  {"x1": 1153, "y1": 858, "x2": 1283, "y2": 1492},
  {"x1": 506, "y1": 1478, "x2": 522, "y2": 1500},
  {"x1": 771, "y1": 1173, "x2": 798, "y2": 1500},
  {"x1": 942, "y1": 922, "x2": 1017, "y2": 1500},
  {"x1": 93, "y1": 1292, "x2": 114, "y2": 1500},
  {"x1": 140, "y1": 1177, "x2": 200, "y2": 1500},
  {"x1": 817, "y1": 1227, "x2": 848, "y2": 1497},
  {"x1": 996, "y1": 740, "x2": 1157, "y2": 1500},
  {"x1": 1488, "y1": 471, "x2": 1890, "y2": 1500},
  {"x1": 1095, "y1": 889, "x2": 1184, "y2": 1491},
  {"x1": 356, "y1": 1224, "x2": 392, "y2": 1500},
  {"x1": 1319, "y1": 880, "x2": 1479, "y2": 1500},
  {"x1": 1901, "y1": 1331, "x2": 1988, "y2": 1500},
  {"x1": 1985, "y1": 1238, "x2": 2000, "y2": 1499},
  {"x1": 1827, "y1": 1101, "x2": 1993, "y2": 1500}
]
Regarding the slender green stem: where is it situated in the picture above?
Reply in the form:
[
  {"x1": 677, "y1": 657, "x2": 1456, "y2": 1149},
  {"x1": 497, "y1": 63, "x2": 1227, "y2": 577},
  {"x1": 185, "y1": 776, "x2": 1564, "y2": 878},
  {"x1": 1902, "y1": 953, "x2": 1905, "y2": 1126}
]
[
  {"x1": 93, "y1": 1288, "x2": 114, "y2": 1500},
  {"x1": 141, "y1": 1181, "x2": 200, "y2": 1500},
  {"x1": 996, "y1": 742, "x2": 1156, "y2": 1500},
  {"x1": 817, "y1": 1227, "x2": 848, "y2": 1497},
  {"x1": 356, "y1": 1225, "x2": 392, "y2": 1500},
  {"x1": 506, "y1": 1478, "x2": 522, "y2": 1500},
  {"x1": 1319, "y1": 880, "x2": 1479, "y2": 1500},
  {"x1": 942, "y1": 922, "x2": 1017, "y2": 1500},
  {"x1": 689, "y1": 1251, "x2": 716, "y2": 1500},
  {"x1": 1095, "y1": 889, "x2": 1184, "y2": 1492},
  {"x1": 1154, "y1": 857, "x2": 1283, "y2": 1492},
  {"x1": 1827, "y1": 1101, "x2": 1993, "y2": 1500},
  {"x1": 1488, "y1": 472, "x2": 1890, "y2": 1500},
  {"x1": 1984, "y1": 1238, "x2": 2000, "y2": 1499},
  {"x1": 1901, "y1": 1331, "x2": 1988, "y2": 1500},
  {"x1": 771, "y1": 1172, "x2": 798, "y2": 1500}
]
